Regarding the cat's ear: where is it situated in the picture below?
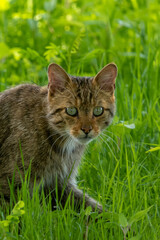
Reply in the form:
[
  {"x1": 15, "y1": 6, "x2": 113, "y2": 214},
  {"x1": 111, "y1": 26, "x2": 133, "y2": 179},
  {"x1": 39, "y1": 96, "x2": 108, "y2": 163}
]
[
  {"x1": 48, "y1": 63, "x2": 70, "y2": 96},
  {"x1": 93, "y1": 63, "x2": 117, "y2": 92}
]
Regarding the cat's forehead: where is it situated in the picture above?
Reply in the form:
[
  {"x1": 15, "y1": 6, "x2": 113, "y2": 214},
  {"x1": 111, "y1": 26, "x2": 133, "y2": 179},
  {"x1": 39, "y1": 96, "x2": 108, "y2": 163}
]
[
  {"x1": 70, "y1": 76, "x2": 93, "y2": 86},
  {"x1": 69, "y1": 76, "x2": 95, "y2": 105}
]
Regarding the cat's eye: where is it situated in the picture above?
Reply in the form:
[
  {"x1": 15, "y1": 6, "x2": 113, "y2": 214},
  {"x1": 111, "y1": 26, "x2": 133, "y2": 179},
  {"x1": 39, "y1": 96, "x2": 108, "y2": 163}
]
[
  {"x1": 93, "y1": 106, "x2": 104, "y2": 117},
  {"x1": 66, "y1": 107, "x2": 78, "y2": 116}
]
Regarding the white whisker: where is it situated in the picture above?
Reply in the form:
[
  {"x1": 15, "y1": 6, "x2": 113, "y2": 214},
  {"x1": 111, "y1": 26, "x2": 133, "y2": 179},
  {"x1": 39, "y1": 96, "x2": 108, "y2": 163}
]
[
  {"x1": 42, "y1": 130, "x2": 67, "y2": 145},
  {"x1": 101, "y1": 132, "x2": 119, "y2": 150},
  {"x1": 99, "y1": 135, "x2": 118, "y2": 160},
  {"x1": 49, "y1": 132, "x2": 68, "y2": 159},
  {"x1": 104, "y1": 129, "x2": 119, "y2": 138}
]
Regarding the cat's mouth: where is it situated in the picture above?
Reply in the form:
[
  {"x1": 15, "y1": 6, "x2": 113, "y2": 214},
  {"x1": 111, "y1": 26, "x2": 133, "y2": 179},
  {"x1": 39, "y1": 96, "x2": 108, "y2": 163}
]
[
  {"x1": 69, "y1": 130, "x2": 97, "y2": 144},
  {"x1": 76, "y1": 136, "x2": 93, "y2": 144}
]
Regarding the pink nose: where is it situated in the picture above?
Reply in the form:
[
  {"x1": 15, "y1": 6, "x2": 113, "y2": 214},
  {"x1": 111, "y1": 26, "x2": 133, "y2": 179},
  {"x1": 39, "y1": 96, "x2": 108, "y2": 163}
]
[{"x1": 81, "y1": 126, "x2": 92, "y2": 134}]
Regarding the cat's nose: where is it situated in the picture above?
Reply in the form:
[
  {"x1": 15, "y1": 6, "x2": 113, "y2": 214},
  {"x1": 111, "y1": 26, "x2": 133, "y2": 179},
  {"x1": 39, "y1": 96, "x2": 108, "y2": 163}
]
[{"x1": 81, "y1": 125, "x2": 92, "y2": 135}]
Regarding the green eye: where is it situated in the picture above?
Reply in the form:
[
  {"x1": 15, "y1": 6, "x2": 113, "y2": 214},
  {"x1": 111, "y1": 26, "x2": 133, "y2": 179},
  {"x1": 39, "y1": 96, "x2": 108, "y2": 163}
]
[
  {"x1": 66, "y1": 107, "x2": 78, "y2": 116},
  {"x1": 93, "y1": 106, "x2": 104, "y2": 116}
]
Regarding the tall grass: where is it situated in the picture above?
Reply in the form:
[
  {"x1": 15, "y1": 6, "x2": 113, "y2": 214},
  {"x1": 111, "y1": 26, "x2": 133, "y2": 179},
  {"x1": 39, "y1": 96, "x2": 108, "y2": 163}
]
[{"x1": 0, "y1": 0, "x2": 160, "y2": 239}]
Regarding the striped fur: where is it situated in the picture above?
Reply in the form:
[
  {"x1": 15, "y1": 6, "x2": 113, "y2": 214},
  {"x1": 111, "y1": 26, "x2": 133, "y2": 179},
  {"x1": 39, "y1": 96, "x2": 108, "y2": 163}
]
[{"x1": 0, "y1": 63, "x2": 117, "y2": 211}]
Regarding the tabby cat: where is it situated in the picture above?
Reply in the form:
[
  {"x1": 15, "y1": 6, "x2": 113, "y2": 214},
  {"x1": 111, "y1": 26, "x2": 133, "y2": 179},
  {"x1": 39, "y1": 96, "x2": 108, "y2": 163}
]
[{"x1": 0, "y1": 63, "x2": 117, "y2": 211}]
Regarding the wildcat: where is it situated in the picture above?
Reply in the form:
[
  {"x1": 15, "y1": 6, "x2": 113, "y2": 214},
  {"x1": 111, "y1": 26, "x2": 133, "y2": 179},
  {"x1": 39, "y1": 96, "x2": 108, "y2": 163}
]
[{"x1": 0, "y1": 63, "x2": 117, "y2": 211}]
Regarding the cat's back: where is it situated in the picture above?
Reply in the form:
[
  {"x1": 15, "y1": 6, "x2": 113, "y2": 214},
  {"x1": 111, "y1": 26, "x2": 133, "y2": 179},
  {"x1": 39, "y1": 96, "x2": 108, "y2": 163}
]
[
  {"x1": 0, "y1": 84, "x2": 43, "y2": 106},
  {"x1": 0, "y1": 84, "x2": 48, "y2": 162},
  {"x1": 0, "y1": 84, "x2": 47, "y2": 117}
]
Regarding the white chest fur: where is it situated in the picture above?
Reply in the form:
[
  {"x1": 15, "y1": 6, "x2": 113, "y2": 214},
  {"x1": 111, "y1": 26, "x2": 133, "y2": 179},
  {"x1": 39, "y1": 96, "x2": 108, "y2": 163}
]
[{"x1": 43, "y1": 138, "x2": 84, "y2": 189}]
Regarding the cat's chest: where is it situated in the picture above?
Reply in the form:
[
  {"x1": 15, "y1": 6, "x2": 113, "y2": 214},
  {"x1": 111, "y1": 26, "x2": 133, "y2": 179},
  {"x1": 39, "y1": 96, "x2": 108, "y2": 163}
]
[{"x1": 42, "y1": 141, "x2": 84, "y2": 188}]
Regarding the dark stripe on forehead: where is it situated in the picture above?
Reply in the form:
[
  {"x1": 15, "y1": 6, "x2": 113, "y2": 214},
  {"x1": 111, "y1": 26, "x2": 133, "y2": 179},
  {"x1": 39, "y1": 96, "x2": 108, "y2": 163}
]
[
  {"x1": 70, "y1": 76, "x2": 93, "y2": 86},
  {"x1": 89, "y1": 91, "x2": 93, "y2": 102},
  {"x1": 70, "y1": 76, "x2": 93, "y2": 103}
]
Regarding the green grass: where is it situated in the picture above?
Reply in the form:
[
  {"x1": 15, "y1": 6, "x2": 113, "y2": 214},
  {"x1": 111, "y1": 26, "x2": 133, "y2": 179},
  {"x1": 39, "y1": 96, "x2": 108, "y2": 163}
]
[{"x1": 0, "y1": 0, "x2": 160, "y2": 239}]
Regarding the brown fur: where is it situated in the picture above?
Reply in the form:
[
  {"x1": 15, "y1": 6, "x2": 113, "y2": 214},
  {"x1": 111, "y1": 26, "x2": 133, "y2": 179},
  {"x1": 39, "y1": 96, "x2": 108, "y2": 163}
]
[{"x1": 0, "y1": 63, "x2": 117, "y2": 211}]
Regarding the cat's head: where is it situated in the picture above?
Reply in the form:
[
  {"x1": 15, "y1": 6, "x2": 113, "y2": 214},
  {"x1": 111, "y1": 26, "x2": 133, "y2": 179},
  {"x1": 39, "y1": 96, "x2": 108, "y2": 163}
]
[{"x1": 47, "y1": 63, "x2": 117, "y2": 145}]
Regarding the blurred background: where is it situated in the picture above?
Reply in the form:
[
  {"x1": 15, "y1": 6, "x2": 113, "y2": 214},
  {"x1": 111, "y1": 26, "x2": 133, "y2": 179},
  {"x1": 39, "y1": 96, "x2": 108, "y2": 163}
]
[{"x1": 0, "y1": 1, "x2": 159, "y2": 83}]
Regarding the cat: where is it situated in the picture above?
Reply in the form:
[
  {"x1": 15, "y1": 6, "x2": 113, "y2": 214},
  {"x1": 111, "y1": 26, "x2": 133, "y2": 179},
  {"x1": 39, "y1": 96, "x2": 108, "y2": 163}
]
[{"x1": 0, "y1": 62, "x2": 117, "y2": 212}]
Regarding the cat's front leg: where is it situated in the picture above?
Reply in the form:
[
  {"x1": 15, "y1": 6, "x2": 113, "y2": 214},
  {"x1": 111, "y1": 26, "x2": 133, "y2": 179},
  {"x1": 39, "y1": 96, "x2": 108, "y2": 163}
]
[{"x1": 60, "y1": 182, "x2": 103, "y2": 213}]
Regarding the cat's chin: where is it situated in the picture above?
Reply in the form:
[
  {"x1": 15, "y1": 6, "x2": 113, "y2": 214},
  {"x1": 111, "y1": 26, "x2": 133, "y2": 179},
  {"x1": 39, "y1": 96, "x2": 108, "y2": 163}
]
[{"x1": 76, "y1": 137, "x2": 93, "y2": 145}]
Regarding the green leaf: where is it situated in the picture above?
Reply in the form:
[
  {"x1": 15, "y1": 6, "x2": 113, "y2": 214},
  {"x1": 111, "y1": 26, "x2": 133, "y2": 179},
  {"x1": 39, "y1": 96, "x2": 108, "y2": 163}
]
[
  {"x1": 13, "y1": 200, "x2": 25, "y2": 210},
  {"x1": 111, "y1": 120, "x2": 136, "y2": 137},
  {"x1": 128, "y1": 206, "x2": 152, "y2": 225},
  {"x1": 119, "y1": 213, "x2": 128, "y2": 228},
  {"x1": 124, "y1": 123, "x2": 135, "y2": 129},
  {"x1": 10, "y1": 201, "x2": 25, "y2": 217},
  {"x1": 103, "y1": 212, "x2": 119, "y2": 221},
  {"x1": 6, "y1": 215, "x2": 19, "y2": 223},
  {"x1": 70, "y1": 28, "x2": 85, "y2": 54},
  {"x1": 85, "y1": 206, "x2": 92, "y2": 216},
  {"x1": 146, "y1": 146, "x2": 160, "y2": 153},
  {"x1": 129, "y1": 234, "x2": 141, "y2": 240},
  {"x1": 44, "y1": 43, "x2": 62, "y2": 63},
  {"x1": 11, "y1": 209, "x2": 25, "y2": 217},
  {"x1": 96, "y1": 212, "x2": 119, "y2": 223},
  {"x1": 116, "y1": 122, "x2": 135, "y2": 129},
  {"x1": 0, "y1": 220, "x2": 10, "y2": 227}
]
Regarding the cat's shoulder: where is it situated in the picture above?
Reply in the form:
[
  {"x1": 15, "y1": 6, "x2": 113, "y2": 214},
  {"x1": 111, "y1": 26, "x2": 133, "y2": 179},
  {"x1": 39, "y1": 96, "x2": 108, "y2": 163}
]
[
  {"x1": 0, "y1": 84, "x2": 40, "y2": 96},
  {"x1": 0, "y1": 84, "x2": 47, "y2": 101}
]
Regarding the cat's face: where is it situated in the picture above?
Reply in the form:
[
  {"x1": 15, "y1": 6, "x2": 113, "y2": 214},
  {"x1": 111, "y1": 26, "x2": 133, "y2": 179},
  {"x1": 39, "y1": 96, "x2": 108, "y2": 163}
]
[{"x1": 47, "y1": 63, "x2": 117, "y2": 145}]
